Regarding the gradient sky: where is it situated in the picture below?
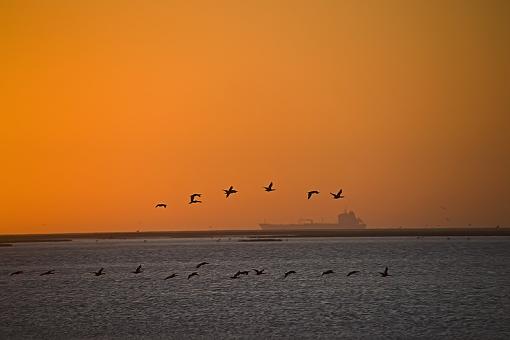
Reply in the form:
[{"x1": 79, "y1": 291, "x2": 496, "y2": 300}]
[{"x1": 1, "y1": 0, "x2": 509, "y2": 234}]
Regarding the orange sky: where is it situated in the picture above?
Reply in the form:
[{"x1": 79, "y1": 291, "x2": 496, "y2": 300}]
[{"x1": 1, "y1": 1, "x2": 509, "y2": 234}]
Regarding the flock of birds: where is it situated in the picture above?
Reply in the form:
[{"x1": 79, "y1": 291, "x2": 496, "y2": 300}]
[
  {"x1": 5, "y1": 183, "x2": 383, "y2": 280},
  {"x1": 154, "y1": 183, "x2": 345, "y2": 207},
  {"x1": 8, "y1": 262, "x2": 392, "y2": 279}
]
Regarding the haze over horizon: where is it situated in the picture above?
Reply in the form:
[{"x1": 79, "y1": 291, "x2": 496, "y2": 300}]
[{"x1": 1, "y1": 1, "x2": 509, "y2": 234}]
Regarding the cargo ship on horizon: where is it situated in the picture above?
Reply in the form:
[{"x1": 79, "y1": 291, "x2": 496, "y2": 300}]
[{"x1": 259, "y1": 210, "x2": 367, "y2": 230}]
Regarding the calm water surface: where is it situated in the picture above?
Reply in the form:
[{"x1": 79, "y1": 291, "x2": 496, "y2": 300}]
[{"x1": 1, "y1": 237, "x2": 509, "y2": 339}]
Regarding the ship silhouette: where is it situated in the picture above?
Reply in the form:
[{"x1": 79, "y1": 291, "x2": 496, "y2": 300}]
[{"x1": 259, "y1": 210, "x2": 366, "y2": 230}]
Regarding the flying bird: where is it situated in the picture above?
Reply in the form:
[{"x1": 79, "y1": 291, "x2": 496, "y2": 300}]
[
  {"x1": 40, "y1": 270, "x2": 55, "y2": 276},
  {"x1": 93, "y1": 268, "x2": 105, "y2": 276},
  {"x1": 189, "y1": 194, "x2": 202, "y2": 204},
  {"x1": 9, "y1": 271, "x2": 23, "y2": 276},
  {"x1": 321, "y1": 270, "x2": 334, "y2": 276},
  {"x1": 224, "y1": 186, "x2": 238, "y2": 198},
  {"x1": 330, "y1": 189, "x2": 344, "y2": 199},
  {"x1": 164, "y1": 273, "x2": 178, "y2": 280},
  {"x1": 263, "y1": 182, "x2": 275, "y2": 192},
  {"x1": 239, "y1": 270, "x2": 249, "y2": 276},
  {"x1": 155, "y1": 203, "x2": 167, "y2": 208},
  {"x1": 196, "y1": 261, "x2": 209, "y2": 269},
  {"x1": 379, "y1": 267, "x2": 391, "y2": 277},
  {"x1": 132, "y1": 265, "x2": 143, "y2": 274},
  {"x1": 252, "y1": 269, "x2": 266, "y2": 275},
  {"x1": 284, "y1": 270, "x2": 296, "y2": 278},
  {"x1": 188, "y1": 272, "x2": 199, "y2": 280},
  {"x1": 307, "y1": 190, "x2": 319, "y2": 199},
  {"x1": 230, "y1": 270, "x2": 244, "y2": 279},
  {"x1": 347, "y1": 270, "x2": 359, "y2": 277}
]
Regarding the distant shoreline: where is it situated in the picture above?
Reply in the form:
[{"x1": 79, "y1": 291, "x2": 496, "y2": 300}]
[{"x1": 0, "y1": 227, "x2": 508, "y2": 244}]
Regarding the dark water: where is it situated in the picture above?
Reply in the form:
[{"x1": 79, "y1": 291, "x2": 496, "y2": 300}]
[{"x1": 1, "y1": 237, "x2": 509, "y2": 339}]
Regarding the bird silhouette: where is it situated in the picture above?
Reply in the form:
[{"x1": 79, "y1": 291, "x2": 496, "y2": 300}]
[
  {"x1": 252, "y1": 269, "x2": 266, "y2": 275},
  {"x1": 330, "y1": 189, "x2": 344, "y2": 199},
  {"x1": 189, "y1": 194, "x2": 202, "y2": 204},
  {"x1": 196, "y1": 261, "x2": 209, "y2": 269},
  {"x1": 9, "y1": 271, "x2": 23, "y2": 276},
  {"x1": 155, "y1": 203, "x2": 167, "y2": 208},
  {"x1": 284, "y1": 270, "x2": 296, "y2": 278},
  {"x1": 40, "y1": 270, "x2": 55, "y2": 276},
  {"x1": 132, "y1": 265, "x2": 143, "y2": 274},
  {"x1": 264, "y1": 182, "x2": 275, "y2": 192},
  {"x1": 224, "y1": 186, "x2": 238, "y2": 198},
  {"x1": 239, "y1": 270, "x2": 249, "y2": 276},
  {"x1": 230, "y1": 270, "x2": 241, "y2": 279},
  {"x1": 93, "y1": 268, "x2": 105, "y2": 276},
  {"x1": 347, "y1": 270, "x2": 359, "y2": 277},
  {"x1": 379, "y1": 267, "x2": 390, "y2": 277},
  {"x1": 188, "y1": 272, "x2": 199, "y2": 280},
  {"x1": 307, "y1": 190, "x2": 319, "y2": 199},
  {"x1": 321, "y1": 270, "x2": 334, "y2": 276},
  {"x1": 164, "y1": 273, "x2": 178, "y2": 280}
]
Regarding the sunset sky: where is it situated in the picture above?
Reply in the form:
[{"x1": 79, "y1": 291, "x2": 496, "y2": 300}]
[{"x1": 1, "y1": 0, "x2": 509, "y2": 234}]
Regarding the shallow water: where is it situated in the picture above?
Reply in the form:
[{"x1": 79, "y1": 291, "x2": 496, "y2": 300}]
[{"x1": 1, "y1": 237, "x2": 509, "y2": 339}]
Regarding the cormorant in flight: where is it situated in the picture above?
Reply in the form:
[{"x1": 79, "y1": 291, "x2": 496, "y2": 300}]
[
  {"x1": 196, "y1": 262, "x2": 209, "y2": 269},
  {"x1": 330, "y1": 189, "x2": 344, "y2": 199},
  {"x1": 188, "y1": 272, "x2": 199, "y2": 280},
  {"x1": 93, "y1": 268, "x2": 105, "y2": 276},
  {"x1": 307, "y1": 191, "x2": 319, "y2": 199},
  {"x1": 189, "y1": 194, "x2": 202, "y2": 204},
  {"x1": 40, "y1": 270, "x2": 55, "y2": 276},
  {"x1": 284, "y1": 270, "x2": 296, "y2": 278},
  {"x1": 132, "y1": 265, "x2": 143, "y2": 274},
  {"x1": 264, "y1": 182, "x2": 275, "y2": 192},
  {"x1": 321, "y1": 270, "x2": 334, "y2": 276},
  {"x1": 230, "y1": 270, "x2": 244, "y2": 279},
  {"x1": 164, "y1": 273, "x2": 178, "y2": 280},
  {"x1": 9, "y1": 271, "x2": 23, "y2": 276},
  {"x1": 252, "y1": 269, "x2": 266, "y2": 275},
  {"x1": 347, "y1": 270, "x2": 359, "y2": 277},
  {"x1": 224, "y1": 186, "x2": 238, "y2": 198},
  {"x1": 379, "y1": 267, "x2": 390, "y2": 277}
]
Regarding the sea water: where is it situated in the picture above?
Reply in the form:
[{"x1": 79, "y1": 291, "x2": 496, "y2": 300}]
[{"x1": 1, "y1": 237, "x2": 509, "y2": 339}]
